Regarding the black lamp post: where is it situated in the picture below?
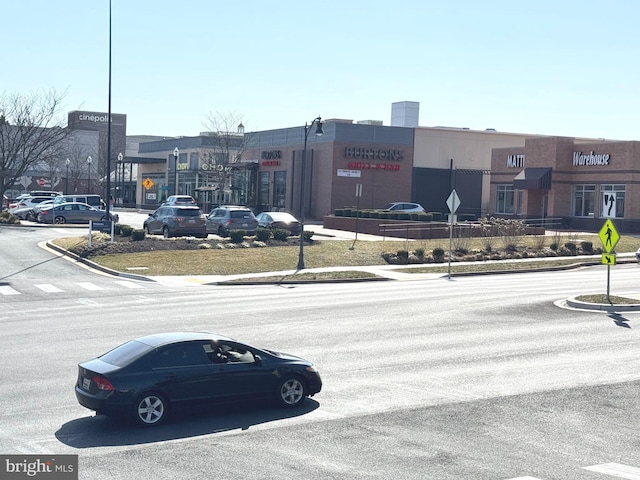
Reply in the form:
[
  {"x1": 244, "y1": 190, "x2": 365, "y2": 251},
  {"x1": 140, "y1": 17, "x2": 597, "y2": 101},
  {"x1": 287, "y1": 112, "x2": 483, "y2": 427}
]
[
  {"x1": 87, "y1": 155, "x2": 92, "y2": 193},
  {"x1": 297, "y1": 116, "x2": 323, "y2": 270},
  {"x1": 173, "y1": 147, "x2": 179, "y2": 195},
  {"x1": 117, "y1": 152, "x2": 123, "y2": 206},
  {"x1": 65, "y1": 158, "x2": 70, "y2": 193}
]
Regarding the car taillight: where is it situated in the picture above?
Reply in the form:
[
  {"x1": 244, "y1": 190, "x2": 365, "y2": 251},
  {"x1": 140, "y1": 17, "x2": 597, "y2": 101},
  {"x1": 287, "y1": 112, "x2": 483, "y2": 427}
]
[{"x1": 92, "y1": 375, "x2": 114, "y2": 391}]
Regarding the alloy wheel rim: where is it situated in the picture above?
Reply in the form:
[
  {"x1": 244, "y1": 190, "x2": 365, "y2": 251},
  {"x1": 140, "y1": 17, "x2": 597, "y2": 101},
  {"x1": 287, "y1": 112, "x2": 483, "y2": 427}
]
[
  {"x1": 138, "y1": 396, "x2": 164, "y2": 424},
  {"x1": 281, "y1": 379, "x2": 303, "y2": 405}
]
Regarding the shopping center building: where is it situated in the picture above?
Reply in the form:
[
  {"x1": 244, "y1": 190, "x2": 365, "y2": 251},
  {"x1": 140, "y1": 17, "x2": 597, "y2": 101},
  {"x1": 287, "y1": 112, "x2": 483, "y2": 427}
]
[
  {"x1": 490, "y1": 135, "x2": 640, "y2": 232},
  {"x1": 15, "y1": 102, "x2": 640, "y2": 233}
]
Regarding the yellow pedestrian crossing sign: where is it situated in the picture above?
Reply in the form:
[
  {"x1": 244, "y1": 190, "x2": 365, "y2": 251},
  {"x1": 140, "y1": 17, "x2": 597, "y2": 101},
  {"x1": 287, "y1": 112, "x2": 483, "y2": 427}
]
[
  {"x1": 601, "y1": 253, "x2": 616, "y2": 265},
  {"x1": 598, "y1": 219, "x2": 619, "y2": 253},
  {"x1": 142, "y1": 178, "x2": 154, "y2": 190}
]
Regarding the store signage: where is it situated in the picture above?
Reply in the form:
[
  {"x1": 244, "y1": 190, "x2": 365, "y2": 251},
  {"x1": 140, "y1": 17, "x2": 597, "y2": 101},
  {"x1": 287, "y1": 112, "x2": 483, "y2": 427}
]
[
  {"x1": 78, "y1": 113, "x2": 111, "y2": 123},
  {"x1": 573, "y1": 151, "x2": 610, "y2": 166},
  {"x1": 348, "y1": 162, "x2": 400, "y2": 171},
  {"x1": 261, "y1": 160, "x2": 280, "y2": 166},
  {"x1": 506, "y1": 154, "x2": 525, "y2": 168},
  {"x1": 261, "y1": 150, "x2": 282, "y2": 159},
  {"x1": 201, "y1": 164, "x2": 232, "y2": 172},
  {"x1": 337, "y1": 169, "x2": 361, "y2": 177},
  {"x1": 345, "y1": 147, "x2": 403, "y2": 161}
]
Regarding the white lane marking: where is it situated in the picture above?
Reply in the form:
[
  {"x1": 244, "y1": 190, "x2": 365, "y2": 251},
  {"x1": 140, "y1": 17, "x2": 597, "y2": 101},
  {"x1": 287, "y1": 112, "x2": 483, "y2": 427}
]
[
  {"x1": 35, "y1": 284, "x2": 63, "y2": 293},
  {"x1": 583, "y1": 463, "x2": 640, "y2": 479},
  {"x1": 113, "y1": 280, "x2": 143, "y2": 289},
  {"x1": 505, "y1": 477, "x2": 545, "y2": 480},
  {"x1": 76, "y1": 282, "x2": 103, "y2": 291},
  {"x1": 0, "y1": 286, "x2": 20, "y2": 295}
]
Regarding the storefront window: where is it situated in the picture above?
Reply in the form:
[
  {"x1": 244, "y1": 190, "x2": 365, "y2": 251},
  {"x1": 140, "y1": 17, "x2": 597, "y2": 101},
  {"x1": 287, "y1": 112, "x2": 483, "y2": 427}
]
[
  {"x1": 572, "y1": 185, "x2": 595, "y2": 217},
  {"x1": 258, "y1": 172, "x2": 270, "y2": 211},
  {"x1": 601, "y1": 184, "x2": 625, "y2": 218},
  {"x1": 273, "y1": 171, "x2": 286, "y2": 210},
  {"x1": 496, "y1": 185, "x2": 514, "y2": 214}
]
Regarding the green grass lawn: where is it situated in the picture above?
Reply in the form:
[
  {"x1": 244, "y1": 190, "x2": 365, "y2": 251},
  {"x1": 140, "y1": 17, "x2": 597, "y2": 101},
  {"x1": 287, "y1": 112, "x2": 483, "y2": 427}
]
[{"x1": 51, "y1": 232, "x2": 640, "y2": 278}]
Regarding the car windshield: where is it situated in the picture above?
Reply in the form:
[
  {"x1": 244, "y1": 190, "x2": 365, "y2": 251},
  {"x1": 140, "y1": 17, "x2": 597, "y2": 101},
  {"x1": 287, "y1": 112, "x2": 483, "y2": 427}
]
[
  {"x1": 99, "y1": 340, "x2": 153, "y2": 367},
  {"x1": 176, "y1": 208, "x2": 202, "y2": 216}
]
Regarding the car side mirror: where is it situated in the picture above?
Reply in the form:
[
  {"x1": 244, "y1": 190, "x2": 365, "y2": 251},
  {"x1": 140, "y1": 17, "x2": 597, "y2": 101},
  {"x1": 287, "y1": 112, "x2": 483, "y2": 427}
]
[{"x1": 254, "y1": 355, "x2": 262, "y2": 365}]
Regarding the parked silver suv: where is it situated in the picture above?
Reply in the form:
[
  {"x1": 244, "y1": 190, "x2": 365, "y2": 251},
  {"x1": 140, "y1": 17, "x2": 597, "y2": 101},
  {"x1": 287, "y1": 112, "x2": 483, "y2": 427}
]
[
  {"x1": 143, "y1": 206, "x2": 207, "y2": 238},
  {"x1": 206, "y1": 206, "x2": 258, "y2": 237}
]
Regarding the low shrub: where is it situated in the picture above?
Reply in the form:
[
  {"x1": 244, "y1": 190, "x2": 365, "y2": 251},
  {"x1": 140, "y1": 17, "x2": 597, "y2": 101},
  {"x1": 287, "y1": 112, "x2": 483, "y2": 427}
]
[
  {"x1": 432, "y1": 247, "x2": 445, "y2": 261},
  {"x1": 0, "y1": 211, "x2": 19, "y2": 224},
  {"x1": 564, "y1": 241, "x2": 577, "y2": 253},
  {"x1": 131, "y1": 229, "x2": 146, "y2": 241},
  {"x1": 272, "y1": 228, "x2": 290, "y2": 241},
  {"x1": 414, "y1": 247, "x2": 425, "y2": 258},
  {"x1": 303, "y1": 230, "x2": 314, "y2": 242},
  {"x1": 229, "y1": 230, "x2": 247, "y2": 244},
  {"x1": 255, "y1": 228, "x2": 272, "y2": 242},
  {"x1": 581, "y1": 241, "x2": 593, "y2": 253},
  {"x1": 120, "y1": 224, "x2": 134, "y2": 237}
]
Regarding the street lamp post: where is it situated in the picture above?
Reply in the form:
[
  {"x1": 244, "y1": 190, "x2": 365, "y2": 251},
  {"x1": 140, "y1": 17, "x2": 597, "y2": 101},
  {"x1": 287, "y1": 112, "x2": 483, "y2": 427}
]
[
  {"x1": 173, "y1": 147, "x2": 179, "y2": 195},
  {"x1": 117, "y1": 152, "x2": 123, "y2": 206},
  {"x1": 297, "y1": 116, "x2": 323, "y2": 270},
  {"x1": 65, "y1": 158, "x2": 70, "y2": 193},
  {"x1": 87, "y1": 156, "x2": 92, "y2": 193}
]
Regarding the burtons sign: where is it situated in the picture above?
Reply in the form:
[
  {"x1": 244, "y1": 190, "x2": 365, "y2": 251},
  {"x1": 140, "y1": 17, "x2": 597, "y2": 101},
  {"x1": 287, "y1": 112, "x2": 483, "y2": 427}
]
[{"x1": 345, "y1": 147, "x2": 403, "y2": 161}]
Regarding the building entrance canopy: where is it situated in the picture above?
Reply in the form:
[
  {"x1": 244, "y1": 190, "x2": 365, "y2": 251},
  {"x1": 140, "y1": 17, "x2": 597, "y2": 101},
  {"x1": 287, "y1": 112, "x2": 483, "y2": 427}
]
[{"x1": 513, "y1": 167, "x2": 552, "y2": 190}]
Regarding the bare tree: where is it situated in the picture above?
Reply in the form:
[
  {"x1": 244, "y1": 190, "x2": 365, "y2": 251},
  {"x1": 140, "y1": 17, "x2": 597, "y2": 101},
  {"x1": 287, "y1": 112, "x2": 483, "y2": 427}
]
[
  {"x1": 0, "y1": 90, "x2": 70, "y2": 199},
  {"x1": 199, "y1": 111, "x2": 248, "y2": 204}
]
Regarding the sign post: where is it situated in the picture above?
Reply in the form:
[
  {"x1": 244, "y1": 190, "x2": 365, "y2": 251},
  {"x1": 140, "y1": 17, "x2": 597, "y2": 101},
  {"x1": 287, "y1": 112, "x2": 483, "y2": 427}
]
[
  {"x1": 350, "y1": 183, "x2": 363, "y2": 250},
  {"x1": 446, "y1": 190, "x2": 461, "y2": 279},
  {"x1": 598, "y1": 218, "x2": 620, "y2": 302}
]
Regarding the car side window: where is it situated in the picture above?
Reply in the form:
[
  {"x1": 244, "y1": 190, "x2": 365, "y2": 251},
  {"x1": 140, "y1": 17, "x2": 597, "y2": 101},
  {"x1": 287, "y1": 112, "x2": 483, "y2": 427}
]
[
  {"x1": 206, "y1": 342, "x2": 255, "y2": 364},
  {"x1": 153, "y1": 343, "x2": 210, "y2": 368}
]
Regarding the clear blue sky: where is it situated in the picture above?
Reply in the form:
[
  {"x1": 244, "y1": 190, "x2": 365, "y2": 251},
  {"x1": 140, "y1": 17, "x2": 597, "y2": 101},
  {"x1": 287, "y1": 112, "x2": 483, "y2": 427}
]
[{"x1": 3, "y1": 1, "x2": 639, "y2": 140}]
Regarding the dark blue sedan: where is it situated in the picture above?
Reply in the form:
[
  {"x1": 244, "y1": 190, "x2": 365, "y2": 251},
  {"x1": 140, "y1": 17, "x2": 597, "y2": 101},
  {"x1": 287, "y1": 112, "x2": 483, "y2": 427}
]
[{"x1": 75, "y1": 332, "x2": 322, "y2": 426}]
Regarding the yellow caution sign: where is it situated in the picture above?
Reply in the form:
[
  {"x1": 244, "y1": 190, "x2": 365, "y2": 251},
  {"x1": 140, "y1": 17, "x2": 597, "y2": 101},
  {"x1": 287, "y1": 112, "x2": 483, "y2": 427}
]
[
  {"x1": 601, "y1": 253, "x2": 616, "y2": 265},
  {"x1": 142, "y1": 178, "x2": 154, "y2": 190},
  {"x1": 598, "y1": 219, "x2": 619, "y2": 253}
]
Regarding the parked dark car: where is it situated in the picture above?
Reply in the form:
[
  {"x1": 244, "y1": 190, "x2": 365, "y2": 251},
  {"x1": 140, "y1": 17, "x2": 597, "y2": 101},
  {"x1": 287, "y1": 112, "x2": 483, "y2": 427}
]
[
  {"x1": 255, "y1": 211, "x2": 302, "y2": 234},
  {"x1": 206, "y1": 206, "x2": 258, "y2": 237},
  {"x1": 75, "y1": 332, "x2": 322, "y2": 426},
  {"x1": 143, "y1": 205, "x2": 207, "y2": 238},
  {"x1": 37, "y1": 202, "x2": 119, "y2": 224}
]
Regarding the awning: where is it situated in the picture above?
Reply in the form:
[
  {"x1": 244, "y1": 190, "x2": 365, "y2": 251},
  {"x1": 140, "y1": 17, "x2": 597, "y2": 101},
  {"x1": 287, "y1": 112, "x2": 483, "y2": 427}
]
[{"x1": 513, "y1": 167, "x2": 552, "y2": 190}]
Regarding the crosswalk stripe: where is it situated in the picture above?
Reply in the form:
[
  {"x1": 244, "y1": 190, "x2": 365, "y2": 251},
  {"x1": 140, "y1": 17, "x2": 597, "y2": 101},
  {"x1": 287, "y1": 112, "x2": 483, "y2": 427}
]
[
  {"x1": 35, "y1": 284, "x2": 63, "y2": 293},
  {"x1": 0, "y1": 285, "x2": 20, "y2": 295},
  {"x1": 76, "y1": 282, "x2": 103, "y2": 291},
  {"x1": 583, "y1": 463, "x2": 640, "y2": 479},
  {"x1": 113, "y1": 280, "x2": 144, "y2": 289}
]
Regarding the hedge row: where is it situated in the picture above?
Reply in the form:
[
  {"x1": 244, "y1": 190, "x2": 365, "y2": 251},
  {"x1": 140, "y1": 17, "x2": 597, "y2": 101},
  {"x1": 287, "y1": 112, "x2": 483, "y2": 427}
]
[{"x1": 333, "y1": 209, "x2": 476, "y2": 222}]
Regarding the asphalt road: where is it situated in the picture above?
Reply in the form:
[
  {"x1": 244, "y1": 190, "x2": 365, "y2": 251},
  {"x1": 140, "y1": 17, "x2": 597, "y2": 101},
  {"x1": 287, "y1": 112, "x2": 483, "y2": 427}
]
[{"x1": 2, "y1": 225, "x2": 640, "y2": 479}]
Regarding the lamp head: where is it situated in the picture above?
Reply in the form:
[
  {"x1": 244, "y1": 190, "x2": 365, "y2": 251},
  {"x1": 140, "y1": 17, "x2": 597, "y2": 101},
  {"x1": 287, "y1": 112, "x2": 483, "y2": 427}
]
[
  {"x1": 118, "y1": 153, "x2": 123, "y2": 162},
  {"x1": 173, "y1": 147, "x2": 179, "y2": 158}
]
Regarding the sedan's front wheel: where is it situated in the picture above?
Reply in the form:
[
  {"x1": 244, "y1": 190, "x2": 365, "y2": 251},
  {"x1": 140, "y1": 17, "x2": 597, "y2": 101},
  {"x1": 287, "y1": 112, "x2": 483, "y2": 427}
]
[
  {"x1": 133, "y1": 393, "x2": 168, "y2": 427},
  {"x1": 276, "y1": 376, "x2": 306, "y2": 407},
  {"x1": 162, "y1": 226, "x2": 171, "y2": 239},
  {"x1": 54, "y1": 216, "x2": 66, "y2": 224}
]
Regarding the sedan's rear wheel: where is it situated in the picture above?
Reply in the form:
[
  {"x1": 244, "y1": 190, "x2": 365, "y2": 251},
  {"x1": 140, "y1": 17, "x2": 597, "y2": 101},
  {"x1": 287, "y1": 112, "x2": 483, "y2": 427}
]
[
  {"x1": 133, "y1": 393, "x2": 168, "y2": 427},
  {"x1": 162, "y1": 226, "x2": 171, "y2": 239},
  {"x1": 218, "y1": 226, "x2": 227, "y2": 238},
  {"x1": 276, "y1": 376, "x2": 306, "y2": 407},
  {"x1": 54, "y1": 216, "x2": 65, "y2": 224}
]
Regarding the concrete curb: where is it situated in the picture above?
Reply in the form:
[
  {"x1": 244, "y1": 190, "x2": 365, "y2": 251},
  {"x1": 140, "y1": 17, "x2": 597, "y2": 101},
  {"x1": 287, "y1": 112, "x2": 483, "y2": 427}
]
[
  {"x1": 565, "y1": 295, "x2": 640, "y2": 312},
  {"x1": 45, "y1": 240, "x2": 156, "y2": 282}
]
